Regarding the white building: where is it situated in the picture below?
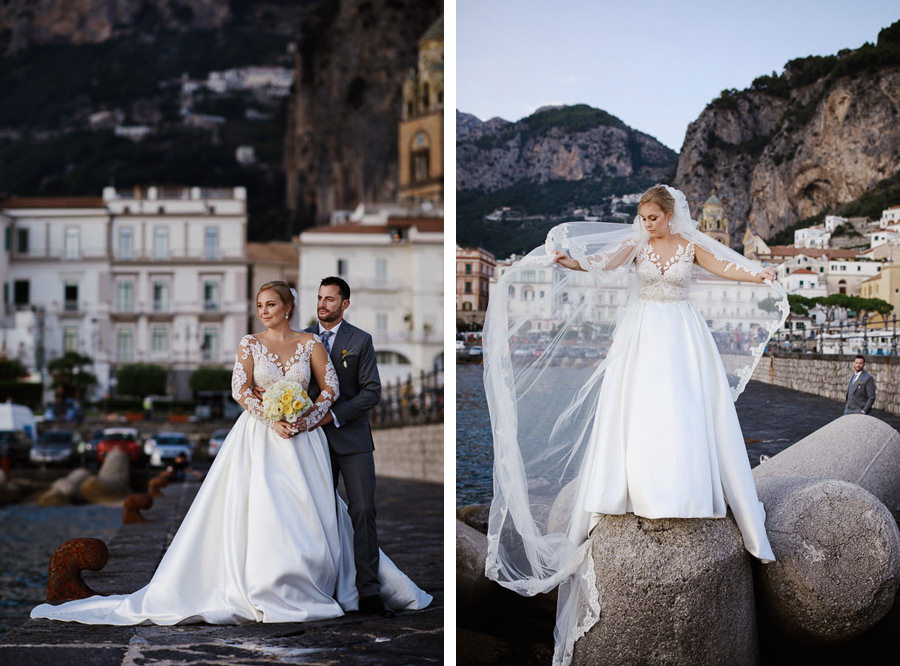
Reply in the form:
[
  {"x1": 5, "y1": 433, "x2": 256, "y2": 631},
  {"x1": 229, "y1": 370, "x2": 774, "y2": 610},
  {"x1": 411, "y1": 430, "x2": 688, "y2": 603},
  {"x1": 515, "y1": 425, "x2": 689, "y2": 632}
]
[
  {"x1": 794, "y1": 226, "x2": 830, "y2": 249},
  {"x1": 781, "y1": 268, "x2": 827, "y2": 297},
  {"x1": 869, "y1": 230, "x2": 900, "y2": 248},
  {"x1": 879, "y1": 206, "x2": 900, "y2": 228},
  {"x1": 1, "y1": 187, "x2": 249, "y2": 399},
  {"x1": 296, "y1": 213, "x2": 443, "y2": 384},
  {"x1": 825, "y1": 215, "x2": 849, "y2": 232}
]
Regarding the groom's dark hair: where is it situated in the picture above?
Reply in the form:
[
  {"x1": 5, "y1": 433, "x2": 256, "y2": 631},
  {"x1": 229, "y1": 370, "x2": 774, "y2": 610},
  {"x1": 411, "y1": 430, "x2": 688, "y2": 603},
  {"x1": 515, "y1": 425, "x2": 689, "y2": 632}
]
[{"x1": 321, "y1": 276, "x2": 350, "y2": 301}]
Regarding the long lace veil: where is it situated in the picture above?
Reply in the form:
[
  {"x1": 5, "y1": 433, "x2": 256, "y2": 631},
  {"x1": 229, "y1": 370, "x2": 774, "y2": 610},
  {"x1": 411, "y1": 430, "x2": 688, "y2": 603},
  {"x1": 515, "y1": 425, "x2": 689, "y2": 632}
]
[{"x1": 482, "y1": 185, "x2": 788, "y2": 665}]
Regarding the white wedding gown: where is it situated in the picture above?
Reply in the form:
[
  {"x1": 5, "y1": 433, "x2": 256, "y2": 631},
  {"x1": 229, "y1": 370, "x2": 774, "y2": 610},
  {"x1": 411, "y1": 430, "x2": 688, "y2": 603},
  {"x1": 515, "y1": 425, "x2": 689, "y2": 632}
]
[
  {"x1": 31, "y1": 335, "x2": 432, "y2": 625},
  {"x1": 576, "y1": 241, "x2": 775, "y2": 561}
]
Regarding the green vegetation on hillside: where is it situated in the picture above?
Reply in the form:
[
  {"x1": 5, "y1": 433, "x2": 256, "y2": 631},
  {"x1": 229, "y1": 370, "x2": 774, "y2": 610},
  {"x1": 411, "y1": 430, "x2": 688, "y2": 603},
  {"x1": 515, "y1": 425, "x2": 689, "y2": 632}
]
[{"x1": 711, "y1": 20, "x2": 900, "y2": 111}]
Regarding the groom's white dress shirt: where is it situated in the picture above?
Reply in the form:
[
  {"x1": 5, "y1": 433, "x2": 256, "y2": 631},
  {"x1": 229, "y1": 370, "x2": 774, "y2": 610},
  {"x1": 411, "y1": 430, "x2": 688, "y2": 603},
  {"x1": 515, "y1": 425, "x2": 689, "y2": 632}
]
[{"x1": 318, "y1": 322, "x2": 342, "y2": 427}]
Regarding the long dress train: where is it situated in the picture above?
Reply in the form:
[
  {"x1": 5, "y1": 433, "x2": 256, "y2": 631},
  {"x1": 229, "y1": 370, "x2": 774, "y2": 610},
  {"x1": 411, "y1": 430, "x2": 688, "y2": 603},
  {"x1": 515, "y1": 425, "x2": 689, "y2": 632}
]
[{"x1": 31, "y1": 335, "x2": 431, "y2": 625}]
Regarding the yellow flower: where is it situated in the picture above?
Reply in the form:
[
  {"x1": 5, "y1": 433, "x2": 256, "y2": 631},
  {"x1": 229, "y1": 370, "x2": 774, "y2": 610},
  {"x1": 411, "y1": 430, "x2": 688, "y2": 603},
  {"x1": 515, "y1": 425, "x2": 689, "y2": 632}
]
[
  {"x1": 293, "y1": 399, "x2": 304, "y2": 411},
  {"x1": 284, "y1": 404, "x2": 294, "y2": 415},
  {"x1": 281, "y1": 392, "x2": 293, "y2": 404},
  {"x1": 272, "y1": 403, "x2": 283, "y2": 416}
]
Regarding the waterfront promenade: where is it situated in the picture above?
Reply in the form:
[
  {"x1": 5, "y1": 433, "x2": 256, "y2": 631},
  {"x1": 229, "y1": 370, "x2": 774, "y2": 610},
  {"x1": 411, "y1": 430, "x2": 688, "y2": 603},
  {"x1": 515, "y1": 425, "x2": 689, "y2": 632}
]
[{"x1": 0, "y1": 476, "x2": 442, "y2": 665}]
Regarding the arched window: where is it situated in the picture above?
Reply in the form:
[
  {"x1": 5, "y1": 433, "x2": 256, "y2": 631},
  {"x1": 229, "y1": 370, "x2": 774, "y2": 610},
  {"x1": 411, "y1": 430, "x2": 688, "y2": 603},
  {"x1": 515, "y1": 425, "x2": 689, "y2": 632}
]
[{"x1": 411, "y1": 131, "x2": 430, "y2": 183}]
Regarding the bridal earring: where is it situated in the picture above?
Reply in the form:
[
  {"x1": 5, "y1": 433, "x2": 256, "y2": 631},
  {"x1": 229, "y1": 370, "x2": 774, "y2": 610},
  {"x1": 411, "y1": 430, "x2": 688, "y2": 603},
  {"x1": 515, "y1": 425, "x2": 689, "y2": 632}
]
[{"x1": 284, "y1": 313, "x2": 289, "y2": 319}]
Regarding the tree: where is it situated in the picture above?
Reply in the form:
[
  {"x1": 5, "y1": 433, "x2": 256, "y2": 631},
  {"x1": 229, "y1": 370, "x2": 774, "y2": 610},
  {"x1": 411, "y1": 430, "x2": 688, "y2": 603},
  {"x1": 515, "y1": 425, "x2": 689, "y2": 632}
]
[
  {"x1": 189, "y1": 367, "x2": 232, "y2": 393},
  {"x1": 758, "y1": 296, "x2": 781, "y2": 314},
  {"x1": 47, "y1": 352, "x2": 97, "y2": 401},
  {"x1": 0, "y1": 359, "x2": 27, "y2": 381},
  {"x1": 116, "y1": 363, "x2": 167, "y2": 397},
  {"x1": 787, "y1": 294, "x2": 817, "y2": 316}
]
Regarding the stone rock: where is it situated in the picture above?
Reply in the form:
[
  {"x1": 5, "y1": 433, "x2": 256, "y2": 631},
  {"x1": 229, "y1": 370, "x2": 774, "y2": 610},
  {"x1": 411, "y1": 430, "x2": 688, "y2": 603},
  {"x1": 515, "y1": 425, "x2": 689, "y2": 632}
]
[
  {"x1": 51, "y1": 468, "x2": 92, "y2": 500},
  {"x1": 572, "y1": 512, "x2": 758, "y2": 666},
  {"x1": 456, "y1": 503, "x2": 490, "y2": 534},
  {"x1": 46, "y1": 537, "x2": 109, "y2": 602},
  {"x1": 754, "y1": 414, "x2": 900, "y2": 515},
  {"x1": 457, "y1": 519, "x2": 494, "y2": 606},
  {"x1": 753, "y1": 476, "x2": 900, "y2": 642},
  {"x1": 96, "y1": 449, "x2": 131, "y2": 496}
]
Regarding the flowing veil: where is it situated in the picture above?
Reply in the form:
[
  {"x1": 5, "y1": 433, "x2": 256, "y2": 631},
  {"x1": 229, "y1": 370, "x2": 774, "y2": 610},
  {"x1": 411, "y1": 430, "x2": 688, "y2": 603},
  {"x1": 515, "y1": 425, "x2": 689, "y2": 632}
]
[{"x1": 482, "y1": 186, "x2": 789, "y2": 665}]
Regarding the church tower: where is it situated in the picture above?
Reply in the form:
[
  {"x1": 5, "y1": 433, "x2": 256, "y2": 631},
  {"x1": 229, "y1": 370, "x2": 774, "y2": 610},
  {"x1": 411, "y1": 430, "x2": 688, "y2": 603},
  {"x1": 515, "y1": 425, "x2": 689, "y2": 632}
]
[
  {"x1": 698, "y1": 192, "x2": 730, "y2": 246},
  {"x1": 398, "y1": 16, "x2": 443, "y2": 203}
]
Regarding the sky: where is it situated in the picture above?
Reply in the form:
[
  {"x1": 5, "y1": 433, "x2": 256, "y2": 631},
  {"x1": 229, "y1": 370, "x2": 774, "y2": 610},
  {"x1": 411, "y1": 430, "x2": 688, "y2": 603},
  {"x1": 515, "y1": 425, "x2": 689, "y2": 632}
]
[{"x1": 457, "y1": 0, "x2": 900, "y2": 151}]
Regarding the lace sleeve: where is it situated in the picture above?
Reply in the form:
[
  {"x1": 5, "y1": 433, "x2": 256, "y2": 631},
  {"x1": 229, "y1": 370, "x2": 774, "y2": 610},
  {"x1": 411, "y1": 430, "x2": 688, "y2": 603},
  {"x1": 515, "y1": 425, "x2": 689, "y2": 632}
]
[
  {"x1": 231, "y1": 336, "x2": 276, "y2": 428},
  {"x1": 581, "y1": 239, "x2": 639, "y2": 271},
  {"x1": 302, "y1": 340, "x2": 340, "y2": 430},
  {"x1": 694, "y1": 244, "x2": 766, "y2": 282}
]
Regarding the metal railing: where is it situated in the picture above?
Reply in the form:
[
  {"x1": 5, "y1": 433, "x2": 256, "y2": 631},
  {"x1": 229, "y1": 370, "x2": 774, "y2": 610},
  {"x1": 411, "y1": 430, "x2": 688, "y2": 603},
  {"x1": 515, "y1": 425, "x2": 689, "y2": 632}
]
[
  {"x1": 371, "y1": 364, "x2": 443, "y2": 428},
  {"x1": 773, "y1": 314, "x2": 900, "y2": 356}
]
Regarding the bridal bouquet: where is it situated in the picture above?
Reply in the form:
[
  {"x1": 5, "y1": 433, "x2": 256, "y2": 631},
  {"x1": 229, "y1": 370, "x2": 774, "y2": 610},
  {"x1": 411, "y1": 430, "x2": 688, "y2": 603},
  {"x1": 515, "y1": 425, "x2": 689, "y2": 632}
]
[{"x1": 262, "y1": 380, "x2": 313, "y2": 423}]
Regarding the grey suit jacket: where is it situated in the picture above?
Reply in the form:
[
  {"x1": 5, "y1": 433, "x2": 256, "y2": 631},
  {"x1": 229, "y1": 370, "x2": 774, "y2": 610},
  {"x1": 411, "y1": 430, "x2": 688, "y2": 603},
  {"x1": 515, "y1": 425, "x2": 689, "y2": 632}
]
[
  {"x1": 305, "y1": 321, "x2": 381, "y2": 455},
  {"x1": 844, "y1": 370, "x2": 876, "y2": 415}
]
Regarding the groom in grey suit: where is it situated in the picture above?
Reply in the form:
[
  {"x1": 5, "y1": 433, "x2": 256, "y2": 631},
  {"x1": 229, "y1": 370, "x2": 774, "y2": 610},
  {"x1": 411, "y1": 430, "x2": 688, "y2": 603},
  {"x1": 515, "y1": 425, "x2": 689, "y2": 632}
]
[
  {"x1": 844, "y1": 355, "x2": 876, "y2": 415},
  {"x1": 302, "y1": 276, "x2": 393, "y2": 617}
]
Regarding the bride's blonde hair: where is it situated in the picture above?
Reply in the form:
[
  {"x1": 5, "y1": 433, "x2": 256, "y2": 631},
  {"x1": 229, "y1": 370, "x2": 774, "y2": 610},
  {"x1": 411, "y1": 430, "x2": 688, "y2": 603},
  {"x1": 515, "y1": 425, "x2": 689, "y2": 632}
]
[
  {"x1": 257, "y1": 280, "x2": 295, "y2": 319},
  {"x1": 639, "y1": 185, "x2": 676, "y2": 213}
]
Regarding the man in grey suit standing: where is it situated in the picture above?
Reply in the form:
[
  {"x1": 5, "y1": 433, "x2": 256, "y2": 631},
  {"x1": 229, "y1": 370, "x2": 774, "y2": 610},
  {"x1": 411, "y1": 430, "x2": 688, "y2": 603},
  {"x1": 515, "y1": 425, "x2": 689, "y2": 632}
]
[
  {"x1": 844, "y1": 355, "x2": 876, "y2": 415},
  {"x1": 302, "y1": 276, "x2": 393, "y2": 617}
]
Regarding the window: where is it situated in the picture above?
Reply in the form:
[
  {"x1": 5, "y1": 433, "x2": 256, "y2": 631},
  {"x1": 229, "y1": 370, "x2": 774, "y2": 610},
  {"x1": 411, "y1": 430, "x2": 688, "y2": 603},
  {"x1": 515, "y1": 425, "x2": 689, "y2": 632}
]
[
  {"x1": 461, "y1": 302, "x2": 472, "y2": 311},
  {"x1": 204, "y1": 227, "x2": 219, "y2": 260},
  {"x1": 508, "y1": 286, "x2": 515, "y2": 297},
  {"x1": 117, "y1": 329, "x2": 134, "y2": 362},
  {"x1": 117, "y1": 280, "x2": 134, "y2": 312},
  {"x1": 13, "y1": 280, "x2": 29, "y2": 307},
  {"x1": 152, "y1": 281, "x2": 169, "y2": 312},
  {"x1": 375, "y1": 258, "x2": 387, "y2": 286},
  {"x1": 337, "y1": 258, "x2": 347, "y2": 277},
  {"x1": 118, "y1": 228, "x2": 133, "y2": 260},
  {"x1": 203, "y1": 280, "x2": 220, "y2": 311},
  {"x1": 465, "y1": 281, "x2": 472, "y2": 294},
  {"x1": 201, "y1": 328, "x2": 219, "y2": 361},
  {"x1": 465, "y1": 263, "x2": 472, "y2": 275},
  {"x1": 411, "y1": 131, "x2": 430, "y2": 183},
  {"x1": 375, "y1": 313, "x2": 388, "y2": 335},
  {"x1": 64, "y1": 227, "x2": 80, "y2": 260},
  {"x1": 153, "y1": 227, "x2": 169, "y2": 260},
  {"x1": 63, "y1": 327, "x2": 79, "y2": 353},
  {"x1": 64, "y1": 283, "x2": 78, "y2": 311},
  {"x1": 16, "y1": 228, "x2": 28, "y2": 254},
  {"x1": 152, "y1": 327, "x2": 168, "y2": 353}
]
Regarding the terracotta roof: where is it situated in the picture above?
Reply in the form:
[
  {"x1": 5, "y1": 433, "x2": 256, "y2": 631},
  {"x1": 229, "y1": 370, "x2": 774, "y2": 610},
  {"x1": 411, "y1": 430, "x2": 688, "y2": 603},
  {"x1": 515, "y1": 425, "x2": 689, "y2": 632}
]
[
  {"x1": 790, "y1": 268, "x2": 816, "y2": 275},
  {"x1": 862, "y1": 274, "x2": 881, "y2": 283},
  {"x1": 246, "y1": 242, "x2": 298, "y2": 264},
  {"x1": 388, "y1": 217, "x2": 444, "y2": 232},
  {"x1": 2, "y1": 196, "x2": 106, "y2": 209},
  {"x1": 765, "y1": 245, "x2": 860, "y2": 259}
]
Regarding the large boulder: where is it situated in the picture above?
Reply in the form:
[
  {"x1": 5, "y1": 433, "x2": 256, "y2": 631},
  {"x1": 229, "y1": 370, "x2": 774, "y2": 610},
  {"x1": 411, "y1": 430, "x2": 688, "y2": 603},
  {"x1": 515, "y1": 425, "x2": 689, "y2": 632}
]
[
  {"x1": 754, "y1": 414, "x2": 900, "y2": 515},
  {"x1": 80, "y1": 449, "x2": 131, "y2": 504},
  {"x1": 572, "y1": 512, "x2": 758, "y2": 665},
  {"x1": 753, "y1": 476, "x2": 900, "y2": 642}
]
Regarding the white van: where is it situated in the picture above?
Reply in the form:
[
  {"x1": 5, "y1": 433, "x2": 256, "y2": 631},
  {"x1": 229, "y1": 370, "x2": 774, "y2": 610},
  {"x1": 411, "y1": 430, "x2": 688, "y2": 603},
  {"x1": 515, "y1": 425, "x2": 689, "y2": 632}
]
[{"x1": 0, "y1": 403, "x2": 37, "y2": 443}]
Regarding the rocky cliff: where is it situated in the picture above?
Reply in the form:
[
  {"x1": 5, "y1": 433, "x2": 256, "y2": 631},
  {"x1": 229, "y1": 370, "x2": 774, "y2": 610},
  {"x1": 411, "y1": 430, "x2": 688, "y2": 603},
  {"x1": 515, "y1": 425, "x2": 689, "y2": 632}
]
[
  {"x1": 284, "y1": 0, "x2": 442, "y2": 224},
  {"x1": 457, "y1": 105, "x2": 676, "y2": 193},
  {"x1": 676, "y1": 21, "x2": 900, "y2": 243},
  {"x1": 0, "y1": 0, "x2": 231, "y2": 54}
]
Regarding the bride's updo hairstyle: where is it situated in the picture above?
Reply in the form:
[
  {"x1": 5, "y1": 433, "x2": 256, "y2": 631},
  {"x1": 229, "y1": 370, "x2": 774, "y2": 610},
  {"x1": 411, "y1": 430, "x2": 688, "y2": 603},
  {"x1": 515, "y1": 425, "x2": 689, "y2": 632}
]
[
  {"x1": 639, "y1": 184, "x2": 676, "y2": 214},
  {"x1": 257, "y1": 280, "x2": 295, "y2": 320}
]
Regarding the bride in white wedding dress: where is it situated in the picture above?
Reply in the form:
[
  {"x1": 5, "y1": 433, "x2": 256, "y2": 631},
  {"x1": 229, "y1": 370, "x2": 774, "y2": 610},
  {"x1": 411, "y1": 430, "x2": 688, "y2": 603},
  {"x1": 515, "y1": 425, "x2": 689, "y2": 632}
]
[
  {"x1": 482, "y1": 185, "x2": 788, "y2": 665},
  {"x1": 31, "y1": 284, "x2": 431, "y2": 625}
]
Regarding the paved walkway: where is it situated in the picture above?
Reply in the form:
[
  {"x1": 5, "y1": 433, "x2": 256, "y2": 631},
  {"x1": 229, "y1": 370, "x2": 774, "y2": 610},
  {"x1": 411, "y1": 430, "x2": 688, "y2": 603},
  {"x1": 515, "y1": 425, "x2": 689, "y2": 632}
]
[{"x1": 0, "y1": 477, "x2": 442, "y2": 665}]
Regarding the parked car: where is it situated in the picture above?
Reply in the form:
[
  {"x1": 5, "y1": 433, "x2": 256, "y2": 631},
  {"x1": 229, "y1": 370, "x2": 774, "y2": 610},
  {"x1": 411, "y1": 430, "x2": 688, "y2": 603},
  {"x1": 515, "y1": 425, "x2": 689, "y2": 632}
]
[
  {"x1": 97, "y1": 427, "x2": 143, "y2": 464},
  {"x1": 30, "y1": 430, "x2": 83, "y2": 465},
  {"x1": 207, "y1": 428, "x2": 231, "y2": 458},
  {"x1": 0, "y1": 431, "x2": 31, "y2": 466},
  {"x1": 455, "y1": 340, "x2": 466, "y2": 352},
  {"x1": 0, "y1": 403, "x2": 37, "y2": 444},
  {"x1": 468, "y1": 345, "x2": 483, "y2": 357},
  {"x1": 147, "y1": 431, "x2": 193, "y2": 468}
]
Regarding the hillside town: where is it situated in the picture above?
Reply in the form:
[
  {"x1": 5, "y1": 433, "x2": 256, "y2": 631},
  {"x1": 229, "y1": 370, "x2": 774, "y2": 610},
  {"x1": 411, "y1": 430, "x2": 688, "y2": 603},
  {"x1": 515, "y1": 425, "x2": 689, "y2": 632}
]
[{"x1": 457, "y1": 196, "x2": 900, "y2": 357}]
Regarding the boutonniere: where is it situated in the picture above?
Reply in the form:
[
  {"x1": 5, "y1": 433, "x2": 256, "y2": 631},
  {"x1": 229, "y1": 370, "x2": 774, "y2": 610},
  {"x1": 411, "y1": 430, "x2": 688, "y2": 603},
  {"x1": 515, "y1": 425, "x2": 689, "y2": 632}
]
[{"x1": 340, "y1": 349, "x2": 350, "y2": 367}]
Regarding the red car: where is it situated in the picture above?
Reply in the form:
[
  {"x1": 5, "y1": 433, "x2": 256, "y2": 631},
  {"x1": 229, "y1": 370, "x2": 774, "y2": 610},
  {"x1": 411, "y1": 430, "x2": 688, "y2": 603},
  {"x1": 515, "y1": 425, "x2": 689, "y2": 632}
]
[{"x1": 96, "y1": 427, "x2": 143, "y2": 463}]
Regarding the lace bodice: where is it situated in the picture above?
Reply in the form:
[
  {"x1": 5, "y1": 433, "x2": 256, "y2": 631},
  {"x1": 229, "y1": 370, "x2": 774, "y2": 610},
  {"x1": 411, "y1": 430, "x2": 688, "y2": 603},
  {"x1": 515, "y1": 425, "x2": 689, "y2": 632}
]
[
  {"x1": 635, "y1": 242, "x2": 695, "y2": 302},
  {"x1": 231, "y1": 334, "x2": 339, "y2": 430}
]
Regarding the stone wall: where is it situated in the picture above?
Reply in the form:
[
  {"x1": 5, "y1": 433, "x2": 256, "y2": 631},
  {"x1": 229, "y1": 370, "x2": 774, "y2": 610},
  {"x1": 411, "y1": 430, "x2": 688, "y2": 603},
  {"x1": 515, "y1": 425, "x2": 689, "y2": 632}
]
[
  {"x1": 750, "y1": 353, "x2": 900, "y2": 416},
  {"x1": 373, "y1": 424, "x2": 443, "y2": 484}
]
